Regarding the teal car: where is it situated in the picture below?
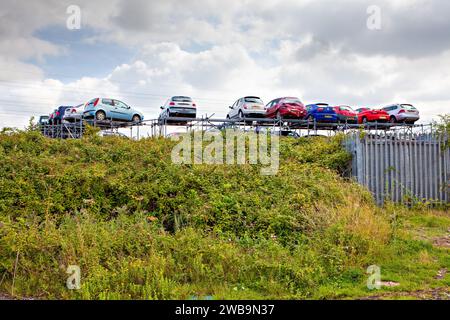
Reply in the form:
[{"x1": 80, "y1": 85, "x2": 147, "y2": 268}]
[{"x1": 83, "y1": 98, "x2": 144, "y2": 122}]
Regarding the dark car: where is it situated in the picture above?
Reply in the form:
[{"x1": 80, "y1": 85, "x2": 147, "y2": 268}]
[
  {"x1": 49, "y1": 106, "x2": 72, "y2": 125},
  {"x1": 305, "y1": 103, "x2": 338, "y2": 123},
  {"x1": 38, "y1": 115, "x2": 49, "y2": 126}
]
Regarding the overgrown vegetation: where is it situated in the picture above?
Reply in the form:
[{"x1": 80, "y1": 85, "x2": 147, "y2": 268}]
[
  {"x1": 434, "y1": 114, "x2": 450, "y2": 149},
  {"x1": 0, "y1": 128, "x2": 448, "y2": 299}
]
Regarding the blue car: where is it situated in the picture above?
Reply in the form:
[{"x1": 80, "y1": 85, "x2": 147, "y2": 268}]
[
  {"x1": 49, "y1": 106, "x2": 72, "y2": 125},
  {"x1": 83, "y1": 98, "x2": 144, "y2": 122},
  {"x1": 305, "y1": 103, "x2": 338, "y2": 123}
]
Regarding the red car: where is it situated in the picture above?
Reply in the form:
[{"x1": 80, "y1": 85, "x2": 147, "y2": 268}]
[
  {"x1": 333, "y1": 105, "x2": 358, "y2": 123},
  {"x1": 355, "y1": 108, "x2": 389, "y2": 124},
  {"x1": 265, "y1": 97, "x2": 307, "y2": 119}
]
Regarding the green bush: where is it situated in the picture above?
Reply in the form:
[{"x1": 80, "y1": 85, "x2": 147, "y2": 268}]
[{"x1": 0, "y1": 130, "x2": 397, "y2": 299}]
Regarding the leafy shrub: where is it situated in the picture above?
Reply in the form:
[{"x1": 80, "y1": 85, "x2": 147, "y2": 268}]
[{"x1": 0, "y1": 130, "x2": 396, "y2": 299}]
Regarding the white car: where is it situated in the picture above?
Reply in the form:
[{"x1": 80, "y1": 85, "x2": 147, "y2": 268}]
[
  {"x1": 97, "y1": 130, "x2": 129, "y2": 138},
  {"x1": 382, "y1": 104, "x2": 420, "y2": 124},
  {"x1": 63, "y1": 104, "x2": 84, "y2": 123},
  {"x1": 159, "y1": 96, "x2": 197, "y2": 122},
  {"x1": 226, "y1": 96, "x2": 266, "y2": 119}
]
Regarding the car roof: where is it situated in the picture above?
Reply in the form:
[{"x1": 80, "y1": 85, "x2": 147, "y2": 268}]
[
  {"x1": 307, "y1": 103, "x2": 328, "y2": 106},
  {"x1": 243, "y1": 96, "x2": 261, "y2": 99}
]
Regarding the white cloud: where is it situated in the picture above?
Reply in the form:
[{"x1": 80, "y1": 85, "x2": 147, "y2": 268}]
[{"x1": 0, "y1": 0, "x2": 449, "y2": 130}]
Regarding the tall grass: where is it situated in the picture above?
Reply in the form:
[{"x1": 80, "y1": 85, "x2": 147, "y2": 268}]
[{"x1": 0, "y1": 128, "x2": 415, "y2": 299}]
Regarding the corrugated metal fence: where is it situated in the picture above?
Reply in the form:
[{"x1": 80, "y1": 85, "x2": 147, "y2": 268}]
[{"x1": 345, "y1": 131, "x2": 449, "y2": 205}]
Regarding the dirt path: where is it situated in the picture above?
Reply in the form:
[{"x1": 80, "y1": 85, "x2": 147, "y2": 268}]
[
  {"x1": 361, "y1": 287, "x2": 450, "y2": 300},
  {"x1": 433, "y1": 228, "x2": 450, "y2": 248}
]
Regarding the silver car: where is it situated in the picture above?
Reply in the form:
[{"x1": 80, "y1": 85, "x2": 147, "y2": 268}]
[
  {"x1": 63, "y1": 104, "x2": 84, "y2": 123},
  {"x1": 227, "y1": 96, "x2": 266, "y2": 119},
  {"x1": 382, "y1": 104, "x2": 420, "y2": 124},
  {"x1": 159, "y1": 96, "x2": 197, "y2": 121}
]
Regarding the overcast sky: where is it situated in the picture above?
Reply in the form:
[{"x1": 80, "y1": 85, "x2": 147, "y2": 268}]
[{"x1": 0, "y1": 0, "x2": 449, "y2": 129}]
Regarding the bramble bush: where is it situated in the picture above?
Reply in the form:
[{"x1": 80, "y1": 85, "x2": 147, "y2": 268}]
[{"x1": 0, "y1": 128, "x2": 399, "y2": 299}]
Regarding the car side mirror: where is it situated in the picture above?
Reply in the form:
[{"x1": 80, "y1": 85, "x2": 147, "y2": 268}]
[
  {"x1": 160, "y1": 106, "x2": 164, "y2": 110},
  {"x1": 229, "y1": 106, "x2": 232, "y2": 109}
]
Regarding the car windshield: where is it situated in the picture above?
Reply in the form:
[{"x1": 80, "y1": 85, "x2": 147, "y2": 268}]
[
  {"x1": 401, "y1": 104, "x2": 416, "y2": 110},
  {"x1": 283, "y1": 98, "x2": 302, "y2": 104},
  {"x1": 244, "y1": 97, "x2": 263, "y2": 104},
  {"x1": 339, "y1": 106, "x2": 353, "y2": 111},
  {"x1": 172, "y1": 96, "x2": 192, "y2": 102}
]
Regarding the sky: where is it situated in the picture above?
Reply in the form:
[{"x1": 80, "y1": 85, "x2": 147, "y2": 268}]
[{"x1": 0, "y1": 0, "x2": 449, "y2": 131}]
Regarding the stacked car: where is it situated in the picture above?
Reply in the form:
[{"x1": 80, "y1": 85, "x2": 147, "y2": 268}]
[
  {"x1": 41, "y1": 98, "x2": 144, "y2": 126},
  {"x1": 305, "y1": 103, "x2": 337, "y2": 123},
  {"x1": 382, "y1": 104, "x2": 420, "y2": 124},
  {"x1": 84, "y1": 98, "x2": 143, "y2": 122},
  {"x1": 265, "y1": 97, "x2": 306, "y2": 120},
  {"x1": 49, "y1": 106, "x2": 72, "y2": 125},
  {"x1": 38, "y1": 95, "x2": 421, "y2": 129},
  {"x1": 355, "y1": 108, "x2": 389, "y2": 124},
  {"x1": 226, "y1": 96, "x2": 266, "y2": 120},
  {"x1": 63, "y1": 104, "x2": 84, "y2": 123},
  {"x1": 159, "y1": 96, "x2": 197, "y2": 124}
]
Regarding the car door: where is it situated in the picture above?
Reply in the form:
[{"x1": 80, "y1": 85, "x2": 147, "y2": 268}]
[
  {"x1": 100, "y1": 99, "x2": 114, "y2": 119},
  {"x1": 265, "y1": 100, "x2": 275, "y2": 116},
  {"x1": 237, "y1": 98, "x2": 245, "y2": 117},
  {"x1": 392, "y1": 105, "x2": 401, "y2": 117},
  {"x1": 272, "y1": 99, "x2": 282, "y2": 115},
  {"x1": 113, "y1": 100, "x2": 131, "y2": 120},
  {"x1": 383, "y1": 105, "x2": 394, "y2": 116},
  {"x1": 161, "y1": 99, "x2": 170, "y2": 118},
  {"x1": 267, "y1": 99, "x2": 278, "y2": 116},
  {"x1": 230, "y1": 99, "x2": 239, "y2": 118}
]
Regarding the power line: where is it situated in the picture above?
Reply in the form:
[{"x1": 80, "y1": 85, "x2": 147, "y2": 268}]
[
  {"x1": 0, "y1": 78, "x2": 234, "y2": 104},
  {"x1": 0, "y1": 82, "x2": 232, "y2": 106},
  {"x1": 0, "y1": 67, "x2": 244, "y2": 100}
]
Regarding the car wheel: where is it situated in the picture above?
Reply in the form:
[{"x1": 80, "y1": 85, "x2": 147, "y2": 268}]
[
  {"x1": 238, "y1": 110, "x2": 244, "y2": 120},
  {"x1": 96, "y1": 110, "x2": 106, "y2": 121},
  {"x1": 307, "y1": 115, "x2": 314, "y2": 122},
  {"x1": 132, "y1": 114, "x2": 141, "y2": 123},
  {"x1": 362, "y1": 117, "x2": 368, "y2": 124},
  {"x1": 389, "y1": 116, "x2": 396, "y2": 124}
]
